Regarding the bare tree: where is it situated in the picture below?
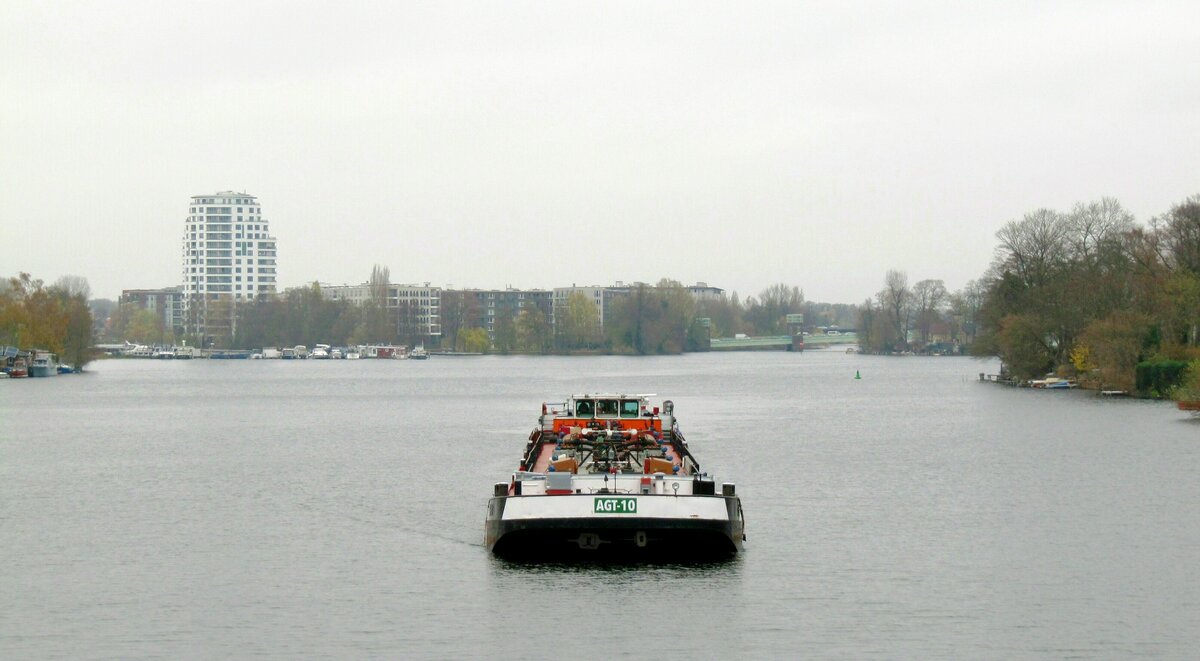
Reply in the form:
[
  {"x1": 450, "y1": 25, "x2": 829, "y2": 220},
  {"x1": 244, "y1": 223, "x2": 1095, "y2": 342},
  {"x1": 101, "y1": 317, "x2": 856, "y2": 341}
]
[
  {"x1": 994, "y1": 209, "x2": 1069, "y2": 288},
  {"x1": 368, "y1": 264, "x2": 390, "y2": 306},
  {"x1": 1160, "y1": 195, "x2": 1200, "y2": 276},
  {"x1": 911, "y1": 279, "x2": 948, "y2": 346},
  {"x1": 52, "y1": 275, "x2": 92, "y2": 299},
  {"x1": 877, "y1": 269, "x2": 911, "y2": 348},
  {"x1": 1065, "y1": 197, "x2": 1135, "y2": 264}
]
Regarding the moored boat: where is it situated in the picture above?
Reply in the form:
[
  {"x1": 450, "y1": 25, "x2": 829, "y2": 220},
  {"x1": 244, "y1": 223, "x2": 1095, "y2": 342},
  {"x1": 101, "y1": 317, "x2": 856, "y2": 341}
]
[
  {"x1": 30, "y1": 352, "x2": 58, "y2": 377},
  {"x1": 485, "y1": 395, "x2": 745, "y2": 561},
  {"x1": 410, "y1": 345, "x2": 429, "y2": 360}
]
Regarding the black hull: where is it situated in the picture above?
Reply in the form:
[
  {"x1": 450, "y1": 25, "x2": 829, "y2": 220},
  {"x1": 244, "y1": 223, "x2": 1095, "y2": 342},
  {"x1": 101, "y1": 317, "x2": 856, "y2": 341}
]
[{"x1": 487, "y1": 500, "x2": 744, "y2": 562}]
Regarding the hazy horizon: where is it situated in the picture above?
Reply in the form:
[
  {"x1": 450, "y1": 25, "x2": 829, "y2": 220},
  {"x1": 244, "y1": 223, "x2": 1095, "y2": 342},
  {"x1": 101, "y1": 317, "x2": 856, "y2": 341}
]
[{"x1": 2, "y1": 1, "x2": 1197, "y2": 302}]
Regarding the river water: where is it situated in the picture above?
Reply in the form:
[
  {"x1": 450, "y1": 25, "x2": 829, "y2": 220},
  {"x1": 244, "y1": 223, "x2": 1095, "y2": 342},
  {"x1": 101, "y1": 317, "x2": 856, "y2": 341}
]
[{"x1": 2, "y1": 352, "x2": 1197, "y2": 658}]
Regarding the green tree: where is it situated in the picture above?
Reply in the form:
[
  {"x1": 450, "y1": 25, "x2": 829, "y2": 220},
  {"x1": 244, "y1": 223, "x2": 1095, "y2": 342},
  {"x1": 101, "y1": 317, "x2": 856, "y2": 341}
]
[
  {"x1": 515, "y1": 301, "x2": 551, "y2": 353},
  {"x1": 555, "y1": 291, "x2": 602, "y2": 351},
  {"x1": 493, "y1": 299, "x2": 516, "y2": 354},
  {"x1": 459, "y1": 327, "x2": 490, "y2": 353}
]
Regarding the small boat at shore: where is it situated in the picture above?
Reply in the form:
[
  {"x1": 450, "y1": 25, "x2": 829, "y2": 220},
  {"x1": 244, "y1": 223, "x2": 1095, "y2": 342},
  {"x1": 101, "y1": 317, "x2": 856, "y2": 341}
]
[
  {"x1": 1030, "y1": 377, "x2": 1077, "y2": 389},
  {"x1": 410, "y1": 345, "x2": 428, "y2": 360},
  {"x1": 485, "y1": 395, "x2": 745, "y2": 561}
]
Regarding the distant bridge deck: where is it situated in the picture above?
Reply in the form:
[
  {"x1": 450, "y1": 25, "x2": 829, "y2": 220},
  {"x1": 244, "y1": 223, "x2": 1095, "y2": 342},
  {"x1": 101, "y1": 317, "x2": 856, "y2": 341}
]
[{"x1": 709, "y1": 333, "x2": 858, "y2": 351}]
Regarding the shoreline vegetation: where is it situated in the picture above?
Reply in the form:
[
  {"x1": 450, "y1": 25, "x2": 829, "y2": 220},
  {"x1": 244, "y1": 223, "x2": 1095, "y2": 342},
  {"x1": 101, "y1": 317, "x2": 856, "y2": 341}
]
[
  {"x1": 0, "y1": 274, "x2": 94, "y2": 372},
  {"x1": 857, "y1": 194, "x2": 1200, "y2": 402}
]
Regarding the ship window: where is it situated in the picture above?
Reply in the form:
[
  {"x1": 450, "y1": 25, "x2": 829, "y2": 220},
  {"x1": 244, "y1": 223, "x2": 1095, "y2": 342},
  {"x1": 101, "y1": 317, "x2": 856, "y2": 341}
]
[
  {"x1": 621, "y1": 400, "x2": 639, "y2": 417},
  {"x1": 597, "y1": 399, "x2": 619, "y2": 416},
  {"x1": 575, "y1": 400, "x2": 594, "y2": 417}
]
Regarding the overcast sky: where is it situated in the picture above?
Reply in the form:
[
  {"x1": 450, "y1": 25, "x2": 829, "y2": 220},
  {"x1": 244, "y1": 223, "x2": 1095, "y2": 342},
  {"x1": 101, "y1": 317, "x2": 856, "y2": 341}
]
[{"x1": 2, "y1": 1, "x2": 1197, "y2": 302}]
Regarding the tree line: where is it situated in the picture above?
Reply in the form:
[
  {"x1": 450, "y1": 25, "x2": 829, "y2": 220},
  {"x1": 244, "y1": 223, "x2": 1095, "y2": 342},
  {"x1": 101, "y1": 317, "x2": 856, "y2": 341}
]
[
  {"x1": 102, "y1": 272, "x2": 827, "y2": 355},
  {"x1": 857, "y1": 271, "x2": 984, "y2": 354},
  {"x1": 0, "y1": 273, "x2": 95, "y2": 370},
  {"x1": 977, "y1": 194, "x2": 1200, "y2": 393},
  {"x1": 858, "y1": 194, "x2": 1200, "y2": 395}
]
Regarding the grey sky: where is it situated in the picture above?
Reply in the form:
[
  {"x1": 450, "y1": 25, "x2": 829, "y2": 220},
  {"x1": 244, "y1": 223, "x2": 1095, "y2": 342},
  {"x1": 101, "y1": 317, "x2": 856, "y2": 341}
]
[{"x1": 2, "y1": 1, "x2": 1197, "y2": 302}]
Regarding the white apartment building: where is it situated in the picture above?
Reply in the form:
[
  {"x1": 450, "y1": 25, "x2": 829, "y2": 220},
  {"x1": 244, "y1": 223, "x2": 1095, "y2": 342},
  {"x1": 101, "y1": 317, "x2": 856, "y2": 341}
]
[{"x1": 181, "y1": 191, "x2": 278, "y2": 334}]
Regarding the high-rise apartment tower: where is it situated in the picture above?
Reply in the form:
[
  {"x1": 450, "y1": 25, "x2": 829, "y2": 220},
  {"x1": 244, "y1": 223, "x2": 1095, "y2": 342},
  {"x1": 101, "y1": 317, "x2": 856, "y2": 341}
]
[{"x1": 181, "y1": 191, "x2": 278, "y2": 338}]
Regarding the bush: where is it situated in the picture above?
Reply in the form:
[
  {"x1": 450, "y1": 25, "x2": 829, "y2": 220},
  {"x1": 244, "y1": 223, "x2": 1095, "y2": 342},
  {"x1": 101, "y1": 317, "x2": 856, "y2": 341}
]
[
  {"x1": 1135, "y1": 359, "x2": 1189, "y2": 397},
  {"x1": 1174, "y1": 360, "x2": 1200, "y2": 403}
]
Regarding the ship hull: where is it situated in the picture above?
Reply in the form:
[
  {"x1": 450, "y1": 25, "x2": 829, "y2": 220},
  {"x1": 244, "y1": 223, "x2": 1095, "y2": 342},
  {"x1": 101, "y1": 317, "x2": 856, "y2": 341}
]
[{"x1": 486, "y1": 494, "x2": 744, "y2": 561}]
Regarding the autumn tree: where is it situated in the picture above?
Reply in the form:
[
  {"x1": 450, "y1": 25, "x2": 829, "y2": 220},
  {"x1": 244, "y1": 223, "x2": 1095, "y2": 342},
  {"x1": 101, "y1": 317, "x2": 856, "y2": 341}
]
[{"x1": 0, "y1": 273, "x2": 94, "y2": 370}]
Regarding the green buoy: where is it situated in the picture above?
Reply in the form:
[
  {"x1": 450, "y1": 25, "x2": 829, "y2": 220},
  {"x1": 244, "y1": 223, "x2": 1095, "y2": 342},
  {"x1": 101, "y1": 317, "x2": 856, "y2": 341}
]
[{"x1": 855, "y1": 370, "x2": 861, "y2": 380}]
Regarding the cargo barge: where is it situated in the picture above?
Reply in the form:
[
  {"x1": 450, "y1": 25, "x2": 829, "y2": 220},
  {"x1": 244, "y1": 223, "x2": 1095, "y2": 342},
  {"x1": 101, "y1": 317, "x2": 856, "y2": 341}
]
[{"x1": 485, "y1": 395, "x2": 745, "y2": 561}]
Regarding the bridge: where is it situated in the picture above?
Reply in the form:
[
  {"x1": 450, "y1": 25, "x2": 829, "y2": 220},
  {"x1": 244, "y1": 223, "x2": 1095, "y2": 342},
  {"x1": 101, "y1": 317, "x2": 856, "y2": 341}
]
[{"x1": 709, "y1": 333, "x2": 858, "y2": 351}]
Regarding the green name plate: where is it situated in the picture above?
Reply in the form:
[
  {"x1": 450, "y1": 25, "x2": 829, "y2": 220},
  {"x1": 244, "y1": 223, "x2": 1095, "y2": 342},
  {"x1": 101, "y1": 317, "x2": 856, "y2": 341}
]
[{"x1": 594, "y1": 497, "x2": 637, "y2": 514}]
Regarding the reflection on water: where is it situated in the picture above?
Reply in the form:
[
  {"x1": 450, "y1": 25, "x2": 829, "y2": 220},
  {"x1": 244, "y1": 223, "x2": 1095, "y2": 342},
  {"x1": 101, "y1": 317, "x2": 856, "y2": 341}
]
[{"x1": 2, "y1": 353, "x2": 1198, "y2": 658}]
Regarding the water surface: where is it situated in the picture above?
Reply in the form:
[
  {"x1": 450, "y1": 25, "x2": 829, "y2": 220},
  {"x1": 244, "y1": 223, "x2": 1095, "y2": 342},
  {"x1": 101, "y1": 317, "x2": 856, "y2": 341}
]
[{"x1": 2, "y1": 352, "x2": 1197, "y2": 658}]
